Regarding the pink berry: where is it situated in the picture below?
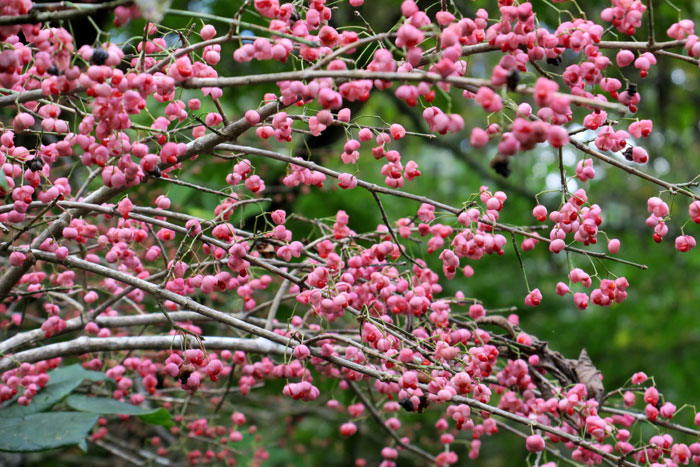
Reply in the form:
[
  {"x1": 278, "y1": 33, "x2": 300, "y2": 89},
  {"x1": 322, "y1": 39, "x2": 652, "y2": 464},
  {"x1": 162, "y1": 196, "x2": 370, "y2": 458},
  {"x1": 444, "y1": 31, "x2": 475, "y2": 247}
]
[
  {"x1": 468, "y1": 304, "x2": 485, "y2": 319},
  {"x1": 390, "y1": 124, "x2": 406, "y2": 140},
  {"x1": 616, "y1": 50, "x2": 635, "y2": 67},
  {"x1": 358, "y1": 128, "x2": 373, "y2": 141},
  {"x1": 337, "y1": 108, "x2": 352, "y2": 122},
  {"x1": 340, "y1": 422, "x2": 357, "y2": 436},
  {"x1": 573, "y1": 293, "x2": 589, "y2": 310},
  {"x1": 293, "y1": 345, "x2": 311, "y2": 360},
  {"x1": 675, "y1": 235, "x2": 696, "y2": 252},
  {"x1": 245, "y1": 110, "x2": 261, "y2": 125},
  {"x1": 524, "y1": 289, "x2": 542, "y2": 307},
  {"x1": 549, "y1": 239, "x2": 566, "y2": 253},
  {"x1": 470, "y1": 128, "x2": 489, "y2": 148},
  {"x1": 632, "y1": 372, "x2": 648, "y2": 384},
  {"x1": 660, "y1": 402, "x2": 676, "y2": 419},
  {"x1": 526, "y1": 435, "x2": 545, "y2": 452},
  {"x1": 532, "y1": 205, "x2": 547, "y2": 222},
  {"x1": 555, "y1": 282, "x2": 569, "y2": 296},
  {"x1": 9, "y1": 251, "x2": 26, "y2": 266},
  {"x1": 200, "y1": 24, "x2": 216, "y2": 40}
]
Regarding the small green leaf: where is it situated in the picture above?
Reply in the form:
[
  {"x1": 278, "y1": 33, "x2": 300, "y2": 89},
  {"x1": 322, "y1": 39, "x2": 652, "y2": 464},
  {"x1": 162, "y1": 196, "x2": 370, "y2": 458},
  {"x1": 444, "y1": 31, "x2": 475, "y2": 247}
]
[
  {"x1": 0, "y1": 412, "x2": 98, "y2": 452},
  {"x1": 0, "y1": 365, "x2": 108, "y2": 418},
  {"x1": 46, "y1": 364, "x2": 108, "y2": 386},
  {"x1": 1, "y1": 381, "x2": 80, "y2": 418},
  {"x1": 66, "y1": 395, "x2": 158, "y2": 416},
  {"x1": 66, "y1": 396, "x2": 173, "y2": 426},
  {"x1": 137, "y1": 408, "x2": 173, "y2": 427}
]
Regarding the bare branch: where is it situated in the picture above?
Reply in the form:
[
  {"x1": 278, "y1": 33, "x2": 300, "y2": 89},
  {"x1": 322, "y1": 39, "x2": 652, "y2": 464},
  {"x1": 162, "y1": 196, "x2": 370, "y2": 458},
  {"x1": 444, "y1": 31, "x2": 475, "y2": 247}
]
[
  {"x1": 570, "y1": 139, "x2": 700, "y2": 201},
  {"x1": 218, "y1": 143, "x2": 648, "y2": 269},
  {"x1": 184, "y1": 71, "x2": 628, "y2": 113},
  {"x1": 0, "y1": 335, "x2": 289, "y2": 372},
  {"x1": 0, "y1": 0, "x2": 130, "y2": 26}
]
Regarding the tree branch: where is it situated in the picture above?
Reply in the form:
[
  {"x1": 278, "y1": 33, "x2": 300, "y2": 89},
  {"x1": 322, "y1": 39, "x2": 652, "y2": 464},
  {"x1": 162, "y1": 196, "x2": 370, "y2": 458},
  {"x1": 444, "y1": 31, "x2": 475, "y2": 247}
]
[
  {"x1": 217, "y1": 143, "x2": 648, "y2": 269},
  {"x1": 184, "y1": 71, "x2": 628, "y2": 113},
  {"x1": 0, "y1": 335, "x2": 289, "y2": 372},
  {"x1": 0, "y1": 0, "x2": 130, "y2": 26},
  {"x1": 570, "y1": 139, "x2": 700, "y2": 201}
]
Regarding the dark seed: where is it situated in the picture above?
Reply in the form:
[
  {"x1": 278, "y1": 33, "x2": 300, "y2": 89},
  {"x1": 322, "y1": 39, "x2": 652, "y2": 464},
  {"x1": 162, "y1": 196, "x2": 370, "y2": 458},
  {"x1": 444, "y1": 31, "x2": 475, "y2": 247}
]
[
  {"x1": 91, "y1": 48, "x2": 109, "y2": 65},
  {"x1": 506, "y1": 69, "x2": 521, "y2": 92},
  {"x1": 490, "y1": 155, "x2": 511, "y2": 177},
  {"x1": 26, "y1": 158, "x2": 44, "y2": 172},
  {"x1": 622, "y1": 147, "x2": 634, "y2": 161},
  {"x1": 546, "y1": 56, "x2": 563, "y2": 66},
  {"x1": 398, "y1": 398, "x2": 414, "y2": 412}
]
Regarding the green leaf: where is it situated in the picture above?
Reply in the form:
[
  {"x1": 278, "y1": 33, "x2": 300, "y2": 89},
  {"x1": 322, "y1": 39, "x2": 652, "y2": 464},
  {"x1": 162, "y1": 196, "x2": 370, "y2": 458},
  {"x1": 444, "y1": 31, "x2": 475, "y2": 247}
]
[
  {"x1": 0, "y1": 365, "x2": 108, "y2": 418},
  {"x1": 66, "y1": 396, "x2": 173, "y2": 426},
  {"x1": 0, "y1": 412, "x2": 98, "y2": 452},
  {"x1": 46, "y1": 364, "x2": 108, "y2": 387},
  {"x1": 66, "y1": 395, "x2": 158, "y2": 415},
  {"x1": 136, "y1": 408, "x2": 173, "y2": 427},
  {"x1": 1, "y1": 380, "x2": 80, "y2": 418}
]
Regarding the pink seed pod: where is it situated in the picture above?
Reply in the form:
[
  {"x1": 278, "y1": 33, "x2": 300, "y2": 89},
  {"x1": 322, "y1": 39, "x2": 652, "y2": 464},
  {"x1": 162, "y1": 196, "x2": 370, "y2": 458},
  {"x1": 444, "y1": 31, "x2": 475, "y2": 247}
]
[
  {"x1": 337, "y1": 108, "x2": 352, "y2": 122},
  {"x1": 390, "y1": 124, "x2": 406, "y2": 140},
  {"x1": 468, "y1": 304, "x2": 485, "y2": 319},
  {"x1": 524, "y1": 289, "x2": 542, "y2": 307},
  {"x1": 526, "y1": 434, "x2": 545, "y2": 452},
  {"x1": 549, "y1": 239, "x2": 566, "y2": 253},
  {"x1": 555, "y1": 282, "x2": 570, "y2": 296},
  {"x1": 245, "y1": 110, "x2": 261, "y2": 125},
  {"x1": 470, "y1": 127, "x2": 489, "y2": 148},
  {"x1": 271, "y1": 209, "x2": 286, "y2": 224},
  {"x1": 608, "y1": 238, "x2": 621, "y2": 254},
  {"x1": 84, "y1": 291, "x2": 98, "y2": 303},
  {"x1": 55, "y1": 246, "x2": 69, "y2": 260},
  {"x1": 12, "y1": 113, "x2": 34, "y2": 133},
  {"x1": 660, "y1": 402, "x2": 676, "y2": 419},
  {"x1": 293, "y1": 345, "x2": 310, "y2": 360},
  {"x1": 358, "y1": 128, "x2": 373, "y2": 141},
  {"x1": 532, "y1": 205, "x2": 547, "y2": 222},
  {"x1": 200, "y1": 24, "x2": 216, "y2": 40},
  {"x1": 340, "y1": 422, "x2": 357, "y2": 436},
  {"x1": 616, "y1": 50, "x2": 635, "y2": 67},
  {"x1": 338, "y1": 173, "x2": 357, "y2": 189},
  {"x1": 9, "y1": 251, "x2": 25, "y2": 266}
]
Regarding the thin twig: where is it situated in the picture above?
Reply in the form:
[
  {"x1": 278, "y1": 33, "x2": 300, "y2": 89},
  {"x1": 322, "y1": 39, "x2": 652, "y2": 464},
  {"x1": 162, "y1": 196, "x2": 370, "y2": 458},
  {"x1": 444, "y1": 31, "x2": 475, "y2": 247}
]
[
  {"x1": 0, "y1": 0, "x2": 130, "y2": 26},
  {"x1": 218, "y1": 143, "x2": 648, "y2": 270},
  {"x1": 371, "y1": 191, "x2": 419, "y2": 267},
  {"x1": 570, "y1": 139, "x2": 700, "y2": 201},
  {"x1": 346, "y1": 380, "x2": 436, "y2": 464},
  {"x1": 265, "y1": 276, "x2": 293, "y2": 330},
  {"x1": 646, "y1": 0, "x2": 655, "y2": 46}
]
